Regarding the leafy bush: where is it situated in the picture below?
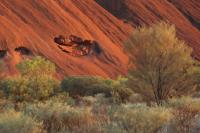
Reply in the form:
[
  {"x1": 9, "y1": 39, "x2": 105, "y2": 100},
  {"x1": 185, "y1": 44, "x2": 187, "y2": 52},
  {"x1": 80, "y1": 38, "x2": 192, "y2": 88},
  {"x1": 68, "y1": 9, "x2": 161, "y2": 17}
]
[
  {"x1": 61, "y1": 76, "x2": 112, "y2": 96},
  {"x1": 24, "y1": 100, "x2": 99, "y2": 133},
  {"x1": 107, "y1": 104, "x2": 173, "y2": 133},
  {"x1": 1, "y1": 77, "x2": 29, "y2": 102},
  {"x1": 172, "y1": 106, "x2": 199, "y2": 133},
  {"x1": 0, "y1": 110, "x2": 44, "y2": 133},
  {"x1": 1, "y1": 76, "x2": 59, "y2": 102},
  {"x1": 106, "y1": 77, "x2": 134, "y2": 103},
  {"x1": 125, "y1": 22, "x2": 198, "y2": 105},
  {"x1": 0, "y1": 56, "x2": 59, "y2": 102},
  {"x1": 27, "y1": 75, "x2": 59, "y2": 100},
  {"x1": 16, "y1": 56, "x2": 56, "y2": 77},
  {"x1": 61, "y1": 76, "x2": 134, "y2": 102},
  {"x1": 165, "y1": 97, "x2": 200, "y2": 110},
  {"x1": 165, "y1": 97, "x2": 200, "y2": 133}
]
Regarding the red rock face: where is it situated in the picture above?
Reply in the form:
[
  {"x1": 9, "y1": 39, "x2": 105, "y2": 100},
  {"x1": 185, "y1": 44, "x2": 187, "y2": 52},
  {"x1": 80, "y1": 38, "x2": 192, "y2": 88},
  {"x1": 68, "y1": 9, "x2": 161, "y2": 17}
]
[
  {"x1": 168, "y1": 0, "x2": 200, "y2": 30},
  {"x1": 96, "y1": 0, "x2": 200, "y2": 59},
  {"x1": 0, "y1": 0, "x2": 132, "y2": 78},
  {"x1": 0, "y1": 0, "x2": 199, "y2": 78}
]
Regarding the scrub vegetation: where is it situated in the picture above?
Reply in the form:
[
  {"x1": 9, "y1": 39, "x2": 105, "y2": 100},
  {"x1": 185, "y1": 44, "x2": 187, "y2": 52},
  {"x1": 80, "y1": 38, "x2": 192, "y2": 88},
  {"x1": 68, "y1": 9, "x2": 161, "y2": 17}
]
[{"x1": 1, "y1": 22, "x2": 200, "y2": 133}]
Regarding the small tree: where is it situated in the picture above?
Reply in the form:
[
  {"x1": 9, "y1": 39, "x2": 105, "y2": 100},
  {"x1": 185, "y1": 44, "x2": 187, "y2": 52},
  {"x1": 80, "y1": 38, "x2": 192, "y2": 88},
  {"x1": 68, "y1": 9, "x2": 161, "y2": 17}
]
[
  {"x1": 16, "y1": 56, "x2": 56, "y2": 77},
  {"x1": 1, "y1": 56, "x2": 59, "y2": 102},
  {"x1": 125, "y1": 22, "x2": 198, "y2": 105},
  {"x1": 17, "y1": 56, "x2": 58, "y2": 96}
]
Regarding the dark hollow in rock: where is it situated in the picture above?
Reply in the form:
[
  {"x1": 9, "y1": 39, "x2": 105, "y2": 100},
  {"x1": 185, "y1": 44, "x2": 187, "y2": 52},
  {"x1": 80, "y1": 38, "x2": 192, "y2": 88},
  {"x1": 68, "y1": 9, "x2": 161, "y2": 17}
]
[
  {"x1": 54, "y1": 35, "x2": 65, "y2": 45},
  {"x1": 54, "y1": 34, "x2": 102, "y2": 56},
  {"x1": 0, "y1": 50, "x2": 7, "y2": 58},
  {"x1": 15, "y1": 46, "x2": 32, "y2": 55},
  {"x1": 92, "y1": 41, "x2": 102, "y2": 54}
]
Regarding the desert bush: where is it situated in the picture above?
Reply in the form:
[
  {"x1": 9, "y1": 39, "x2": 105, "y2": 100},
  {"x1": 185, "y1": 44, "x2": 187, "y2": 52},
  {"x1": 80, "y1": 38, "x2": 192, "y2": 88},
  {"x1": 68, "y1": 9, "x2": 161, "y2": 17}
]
[
  {"x1": 1, "y1": 76, "x2": 59, "y2": 102},
  {"x1": 0, "y1": 56, "x2": 60, "y2": 102},
  {"x1": 125, "y1": 22, "x2": 198, "y2": 105},
  {"x1": 107, "y1": 77, "x2": 134, "y2": 103},
  {"x1": 61, "y1": 76, "x2": 112, "y2": 96},
  {"x1": 1, "y1": 77, "x2": 30, "y2": 102},
  {"x1": 165, "y1": 97, "x2": 200, "y2": 110},
  {"x1": 0, "y1": 110, "x2": 44, "y2": 133},
  {"x1": 17, "y1": 56, "x2": 59, "y2": 99},
  {"x1": 128, "y1": 93, "x2": 144, "y2": 103},
  {"x1": 111, "y1": 87, "x2": 134, "y2": 103},
  {"x1": 27, "y1": 75, "x2": 59, "y2": 100},
  {"x1": 16, "y1": 56, "x2": 56, "y2": 77},
  {"x1": 172, "y1": 106, "x2": 199, "y2": 133},
  {"x1": 107, "y1": 104, "x2": 173, "y2": 133},
  {"x1": 61, "y1": 76, "x2": 133, "y2": 103},
  {"x1": 165, "y1": 97, "x2": 200, "y2": 133},
  {"x1": 24, "y1": 100, "x2": 99, "y2": 133},
  {"x1": 82, "y1": 96, "x2": 97, "y2": 106}
]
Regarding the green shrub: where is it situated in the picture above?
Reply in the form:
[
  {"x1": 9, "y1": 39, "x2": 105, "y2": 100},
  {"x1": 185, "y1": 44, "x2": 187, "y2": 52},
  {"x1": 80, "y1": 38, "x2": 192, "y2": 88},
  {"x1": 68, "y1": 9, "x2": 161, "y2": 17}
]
[
  {"x1": 16, "y1": 56, "x2": 56, "y2": 77},
  {"x1": 107, "y1": 77, "x2": 134, "y2": 103},
  {"x1": 0, "y1": 56, "x2": 60, "y2": 102},
  {"x1": 61, "y1": 76, "x2": 134, "y2": 103},
  {"x1": 1, "y1": 76, "x2": 59, "y2": 102},
  {"x1": 1, "y1": 77, "x2": 30, "y2": 102},
  {"x1": 61, "y1": 76, "x2": 112, "y2": 96},
  {"x1": 27, "y1": 75, "x2": 59, "y2": 100},
  {"x1": 0, "y1": 110, "x2": 44, "y2": 133}
]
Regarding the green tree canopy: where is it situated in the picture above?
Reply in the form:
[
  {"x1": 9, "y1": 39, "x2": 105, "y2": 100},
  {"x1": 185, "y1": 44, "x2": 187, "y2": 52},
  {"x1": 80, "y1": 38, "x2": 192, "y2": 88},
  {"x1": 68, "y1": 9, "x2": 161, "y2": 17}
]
[
  {"x1": 1, "y1": 56, "x2": 59, "y2": 102},
  {"x1": 16, "y1": 56, "x2": 56, "y2": 77},
  {"x1": 125, "y1": 22, "x2": 198, "y2": 105}
]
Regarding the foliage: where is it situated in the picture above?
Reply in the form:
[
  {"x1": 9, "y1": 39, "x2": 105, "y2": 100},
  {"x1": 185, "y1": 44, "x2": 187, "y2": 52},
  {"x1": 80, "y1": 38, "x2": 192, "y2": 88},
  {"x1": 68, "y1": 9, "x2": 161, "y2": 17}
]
[
  {"x1": 165, "y1": 97, "x2": 200, "y2": 133},
  {"x1": 0, "y1": 110, "x2": 44, "y2": 133},
  {"x1": 61, "y1": 76, "x2": 133, "y2": 103},
  {"x1": 24, "y1": 100, "x2": 99, "y2": 133},
  {"x1": 61, "y1": 76, "x2": 112, "y2": 96},
  {"x1": 2, "y1": 95, "x2": 200, "y2": 133},
  {"x1": 172, "y1": 106, "x2": 199, "y2": 133},
  {"x1": 106, "y1": 77, "x2": 134, "y2": 102},
  {"x1": 16, "y1": 56, "x2": 56, "y2": 77},
  {"x1": 125, "y1": 22, "x2": 198, "y2": 105},
  {"x1": 1, "y1": 76, "x2": 59, "y2": 102},
  {"x1": 107, "y1": 104, "x2": 172, "y2": 133},
  {"x1": 165, "y1": 97, "x2": 200, "y2": 109},
  {"x1": 27, "y1": 75, "x2": 59, "y2": 100},
  {"x1": 0, "y1": 56, "x2": 59, "y2": 102},
  {"x1": 1, "y1": 76, "x2": 30, "y2": 102}
]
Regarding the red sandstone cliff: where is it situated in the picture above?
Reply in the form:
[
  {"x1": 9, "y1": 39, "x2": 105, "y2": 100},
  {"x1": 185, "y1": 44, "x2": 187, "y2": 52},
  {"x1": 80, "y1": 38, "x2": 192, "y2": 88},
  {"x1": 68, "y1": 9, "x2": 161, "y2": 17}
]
[
  {"x1": 0, "y1": 0, "x2": 200, "y2": 78},
  {"x1": 0, "y1": 0, "x2": 132, "y2": 78}
]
